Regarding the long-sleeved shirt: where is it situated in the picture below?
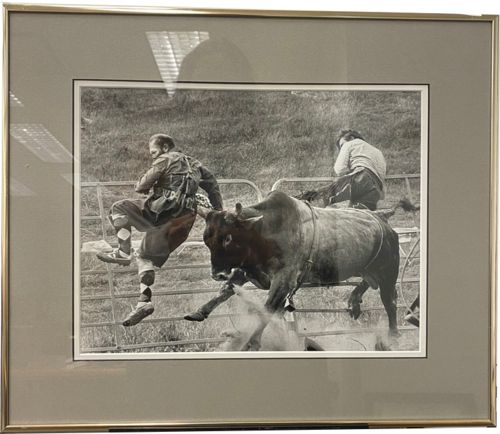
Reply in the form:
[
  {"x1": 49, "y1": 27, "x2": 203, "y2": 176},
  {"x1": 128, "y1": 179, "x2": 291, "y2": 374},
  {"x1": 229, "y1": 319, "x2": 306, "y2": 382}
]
[
  {"x1": 334, "y1": 138, "x2": 387, "y2": 184},
  {"x1": 135, "y1": 151, "x2": 223, "y2": 210}
]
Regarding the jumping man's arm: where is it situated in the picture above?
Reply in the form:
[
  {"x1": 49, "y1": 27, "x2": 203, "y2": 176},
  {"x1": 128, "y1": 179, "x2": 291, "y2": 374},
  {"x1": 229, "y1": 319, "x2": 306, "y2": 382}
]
[
  {"x1": 199, "y1": 165, "x2": 224, "y2": 210},
  {"x1": 135, "y1": 165, "x2": 163, "y2": 194}
]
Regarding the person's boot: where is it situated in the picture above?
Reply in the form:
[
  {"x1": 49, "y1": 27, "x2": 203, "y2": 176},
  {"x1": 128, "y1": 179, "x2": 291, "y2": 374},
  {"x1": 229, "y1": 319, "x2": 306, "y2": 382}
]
[
  {"x1": 96, "y1": 248, "x2": 132, "y2": 266},
  {"x1": 122, "y1": 301, "x2": 154, "y2": 326}
]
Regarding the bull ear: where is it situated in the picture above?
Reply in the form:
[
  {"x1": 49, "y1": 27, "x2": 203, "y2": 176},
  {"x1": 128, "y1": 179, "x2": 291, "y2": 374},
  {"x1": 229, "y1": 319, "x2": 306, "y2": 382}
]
[
  {"x1": 235, "y1": 203, "x2": 243, "y2": 216},
  {"x1": 196, "y1": 206, "x2": 211, "y2": 220}
]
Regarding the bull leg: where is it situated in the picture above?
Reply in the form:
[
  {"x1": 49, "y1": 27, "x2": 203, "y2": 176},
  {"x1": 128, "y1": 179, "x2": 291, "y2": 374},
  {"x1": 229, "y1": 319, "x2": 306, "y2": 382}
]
[
  {"x1": 379, "y1": 280, "x2": 399, "y2": 337},
  {"x1": 348, "y1": 280, "x2": 370, "y2": 319},
  {"x1": 241, "y1": 319, "x2": 268, "y2": 351},
  {"x1": 184, "y1": 269, "x2": 247, "y2": 322},
  {"x1": 184, "y1": 281, "x2": 236, "y2": 321},
  {"x1": 242, "y1": 275, "x2": 292, "y2": 351}
]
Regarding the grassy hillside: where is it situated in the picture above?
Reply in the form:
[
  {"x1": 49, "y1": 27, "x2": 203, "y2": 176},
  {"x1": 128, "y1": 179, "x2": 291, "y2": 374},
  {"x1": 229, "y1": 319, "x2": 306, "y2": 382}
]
[{"x1": 80, "y1": 86, "x2": 421, "y2": 192}]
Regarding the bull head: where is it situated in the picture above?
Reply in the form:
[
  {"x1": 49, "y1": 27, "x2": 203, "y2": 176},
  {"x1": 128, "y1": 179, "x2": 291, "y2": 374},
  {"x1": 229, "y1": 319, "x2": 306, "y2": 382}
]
[{"x1": 201, "y1": 203, "x2": 264, "y2": 279}]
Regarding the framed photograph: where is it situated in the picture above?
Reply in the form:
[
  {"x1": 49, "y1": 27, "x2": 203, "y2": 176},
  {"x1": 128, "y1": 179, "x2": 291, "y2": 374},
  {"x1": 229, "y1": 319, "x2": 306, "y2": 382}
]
[
  {"x1": 74, "y1": 80, "x2": 427, "y2": 360},
  {"x1": 2, "y1": 4, "x2": 497, "y2": 430}
]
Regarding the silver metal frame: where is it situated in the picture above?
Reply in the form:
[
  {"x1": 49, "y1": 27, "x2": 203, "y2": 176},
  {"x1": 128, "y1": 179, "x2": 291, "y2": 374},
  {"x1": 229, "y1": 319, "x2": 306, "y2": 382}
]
[{"x1": 1, "y1": 4, "x2": 497, "y2": 430}]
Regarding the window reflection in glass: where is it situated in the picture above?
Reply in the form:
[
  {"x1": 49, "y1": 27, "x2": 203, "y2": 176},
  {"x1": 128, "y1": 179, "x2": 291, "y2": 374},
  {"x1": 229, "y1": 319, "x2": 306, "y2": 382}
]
[
  {"x1": 146, "y1": 31, "x2": 210, "y2": 94},
  {"x1": 10, "y1": 178, "x2": 34, "y2": 196},
  {"x1": 10, "y1": 124, "x2": 73, "y2": 163}
]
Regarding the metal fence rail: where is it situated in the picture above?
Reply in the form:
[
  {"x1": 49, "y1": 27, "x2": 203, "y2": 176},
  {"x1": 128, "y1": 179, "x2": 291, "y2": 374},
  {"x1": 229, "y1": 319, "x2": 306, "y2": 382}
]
[
  {"x1": 79, "y1": 175, "x2": 421, "y2": 354},
  {"x1": 271, "y1": 173, "x2": 420, "y2": 203},
  {"x1": 81, "y1": 304, "x2": 418, "y2": 329},
  {"x1": 81, "y1": 178, "x2": 263, "y2": 231}
]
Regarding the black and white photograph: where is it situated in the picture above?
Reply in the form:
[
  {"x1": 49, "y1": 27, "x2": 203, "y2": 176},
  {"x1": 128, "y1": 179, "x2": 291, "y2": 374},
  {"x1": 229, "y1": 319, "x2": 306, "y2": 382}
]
[{"x1": 74, "y1": 81, "x2": 427, "y2": 359}]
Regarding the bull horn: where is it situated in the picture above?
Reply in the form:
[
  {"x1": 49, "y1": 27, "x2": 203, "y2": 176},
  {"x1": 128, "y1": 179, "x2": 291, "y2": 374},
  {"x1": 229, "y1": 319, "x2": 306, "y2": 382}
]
[
  {"x1": 196, "y1": 205, "x2": 211, "y2": 220},
  {"x1": 235, "y1": 203, "x2": 243, "y2": 216},
  {"x1": 239, "y1": 215, "x2": 263, "y2": 226}
]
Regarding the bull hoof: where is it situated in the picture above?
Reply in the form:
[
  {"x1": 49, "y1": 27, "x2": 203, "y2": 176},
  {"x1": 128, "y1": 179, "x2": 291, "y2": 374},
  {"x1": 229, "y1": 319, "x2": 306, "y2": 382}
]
[
  {"x1": 348, "y1": 294, "x2": 362, "y2": 319},
  {"x1": 184, "y1": 311, "x2": 206, "y2": 322},
  {"x1": 389, "y1": 328, "x2": 400, "y2": 338},
  {"x1": 348, "y1": 303, "x2": 362, "y2": 320},
  {"x1": 241, "y1": 340, "x2": 261, "y2": 352},
  {"x1": 375, "y1": 336, "x2": 391, "y2": 351},
  {"x1": 304, "y1": 337, "x2": 324, "y2": 351}
]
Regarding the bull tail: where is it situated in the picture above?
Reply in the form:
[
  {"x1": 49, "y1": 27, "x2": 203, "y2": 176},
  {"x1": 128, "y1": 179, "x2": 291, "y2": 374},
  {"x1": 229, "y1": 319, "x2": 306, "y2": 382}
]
[
  {"x1": 397, "y1": 197, "x2": 420, "y2": 212},
  {"x1": 295, "y1": 190, "x2": 320, "y2": 202},
  {"x1": 375, "y1": 197, "x2": 420, "y2": 220}
]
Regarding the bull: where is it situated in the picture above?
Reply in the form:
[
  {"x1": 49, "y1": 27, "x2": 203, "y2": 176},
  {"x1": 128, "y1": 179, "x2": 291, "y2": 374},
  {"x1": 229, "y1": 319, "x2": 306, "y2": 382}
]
[{"x1": 189, "y1": 191, "x2": 404, "y2": 351}]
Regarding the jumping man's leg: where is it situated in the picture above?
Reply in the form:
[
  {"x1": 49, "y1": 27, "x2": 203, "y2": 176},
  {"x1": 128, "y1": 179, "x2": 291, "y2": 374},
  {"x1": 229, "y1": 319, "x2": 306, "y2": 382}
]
[
  {"x1": 122, "y1": 211, "x2": 196, "y2": 327},
  {"x1": 96, "y1": 199, "x2": 149, "y2": 266},
  {"x1": 122, "y1": 255, "x2": 155, "y2": 327},
  {"x1": 350, "y1": 170, "x2": 383, "y2": 211}
]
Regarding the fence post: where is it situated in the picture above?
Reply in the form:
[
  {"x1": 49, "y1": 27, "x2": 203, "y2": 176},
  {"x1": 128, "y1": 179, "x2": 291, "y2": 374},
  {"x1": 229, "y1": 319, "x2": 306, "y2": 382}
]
[
  {"x1": 95, "y1": 184, "x2": 108, "y2": 241},
  {"x1": 95, "y1": 184, "x2": 120, "y2": 350},
  {"x1": 404, "y1": 176, "x2": 414, "y2": 203},
  {"x1": 403, "y1": 177, "x2": 419, "y2": 226},
  {"x1": 106, "y1": 267, "x2": 121, "y2": 351}
]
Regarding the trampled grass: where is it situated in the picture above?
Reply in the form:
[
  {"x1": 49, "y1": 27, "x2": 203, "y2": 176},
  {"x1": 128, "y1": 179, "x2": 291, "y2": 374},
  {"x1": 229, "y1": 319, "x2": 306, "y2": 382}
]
[{"x1": 78, "y1": 85, "x2": 423, "y2": 354}]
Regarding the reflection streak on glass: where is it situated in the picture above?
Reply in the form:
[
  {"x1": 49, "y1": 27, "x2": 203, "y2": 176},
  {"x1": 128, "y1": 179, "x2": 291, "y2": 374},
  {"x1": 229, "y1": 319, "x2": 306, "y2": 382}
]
[
  {"x1": 10, "y1": 124, "x2": 73, "y2": 163},
  {"x1": 146, "y1": 31, "x2": 210, "y2": 95},
  {"x1": 9, "y1": 91, "x2": 24, "y2": 107},
  {"x1": 60, "y1": 173, "x2": 83, "y2": 187},
  {"x1": 10, "y1": 178, "x2": 35, "y2": 196}
]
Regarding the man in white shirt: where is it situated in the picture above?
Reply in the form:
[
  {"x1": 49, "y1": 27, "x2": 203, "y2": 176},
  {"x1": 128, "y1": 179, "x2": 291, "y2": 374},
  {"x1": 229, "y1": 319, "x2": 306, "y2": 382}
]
[{"x1": 327, "y1": 129, "x2": 387, "y2": 210}]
